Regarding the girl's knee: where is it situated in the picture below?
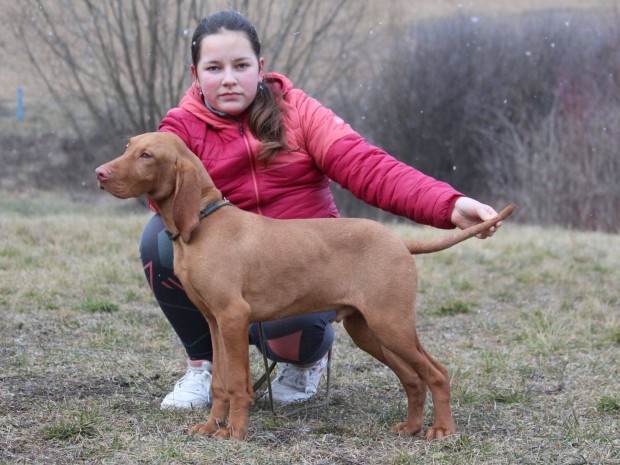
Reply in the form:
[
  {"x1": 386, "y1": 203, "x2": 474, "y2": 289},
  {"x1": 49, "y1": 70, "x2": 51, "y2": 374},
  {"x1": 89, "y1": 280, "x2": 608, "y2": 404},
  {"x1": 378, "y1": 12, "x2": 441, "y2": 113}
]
[{"x1": 250, "y1": 312, "x2": 335, "y2": 364}]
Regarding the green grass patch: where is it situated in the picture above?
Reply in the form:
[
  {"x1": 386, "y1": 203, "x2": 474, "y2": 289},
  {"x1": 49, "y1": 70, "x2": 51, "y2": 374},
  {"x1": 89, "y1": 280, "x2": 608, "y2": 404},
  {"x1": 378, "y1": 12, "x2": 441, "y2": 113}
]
[
  {"x1": 75, "y1": 297, "x2": 120, "y2": 313},
  {"x1": 436, "y1": 300, "x2": 474, "y2": 316},
  {"x1": 597, "y1": 396, "x2": 620, "y2": 413},
  {"x1": 490, "y1": 385, "x2": 530, "y2": 404},
  {"x1": 42, "y1": 411, "x2": 99, "y2": 441}
]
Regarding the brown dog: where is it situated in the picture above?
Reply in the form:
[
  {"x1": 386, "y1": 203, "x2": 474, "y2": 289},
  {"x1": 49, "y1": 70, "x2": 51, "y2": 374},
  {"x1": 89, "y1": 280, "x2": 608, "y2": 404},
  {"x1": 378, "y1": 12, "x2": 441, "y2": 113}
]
[{"x1": 95, "y1": 132, "x2": 514, "y2": 441}]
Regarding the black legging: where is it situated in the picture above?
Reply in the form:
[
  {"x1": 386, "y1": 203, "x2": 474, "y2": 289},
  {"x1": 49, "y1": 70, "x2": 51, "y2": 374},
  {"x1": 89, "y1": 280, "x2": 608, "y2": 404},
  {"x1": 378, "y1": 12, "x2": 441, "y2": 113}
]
[{"x1": 140, "y1": 214, "x2": 335, "y2": 364}]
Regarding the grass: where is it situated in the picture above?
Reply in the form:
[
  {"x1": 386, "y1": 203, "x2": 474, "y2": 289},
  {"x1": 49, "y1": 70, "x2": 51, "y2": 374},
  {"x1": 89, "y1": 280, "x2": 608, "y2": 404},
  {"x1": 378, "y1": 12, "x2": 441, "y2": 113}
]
[
  {"x1": 1, "y1": 191, "x2": 619, "y2": 464},
  {"x1": 75, "y1": 298, "x2": 120, "y2": 314},
  {"x1": 42, "y1": 409, "x2": 100, "y2": 441}
]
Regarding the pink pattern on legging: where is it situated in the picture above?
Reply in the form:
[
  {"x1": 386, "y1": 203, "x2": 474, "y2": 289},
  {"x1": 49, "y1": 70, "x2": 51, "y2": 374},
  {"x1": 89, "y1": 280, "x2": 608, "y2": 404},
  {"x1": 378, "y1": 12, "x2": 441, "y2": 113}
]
[{"x1": 267, "y1": 330, "x2": 302, "y2": 362}]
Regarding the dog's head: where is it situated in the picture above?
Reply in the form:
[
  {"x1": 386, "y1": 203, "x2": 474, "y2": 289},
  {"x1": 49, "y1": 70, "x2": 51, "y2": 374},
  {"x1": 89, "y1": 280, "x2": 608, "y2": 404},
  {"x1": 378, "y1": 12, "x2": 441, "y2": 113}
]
[{"x1": 96, "y1": 132, "x2": 219, "y2": 243}]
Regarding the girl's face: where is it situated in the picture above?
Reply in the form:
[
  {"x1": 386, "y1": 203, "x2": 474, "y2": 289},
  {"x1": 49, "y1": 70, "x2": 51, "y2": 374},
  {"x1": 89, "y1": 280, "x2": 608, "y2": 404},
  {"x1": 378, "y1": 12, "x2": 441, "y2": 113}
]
[{"x1": 191, "y1": 30, "x2": 264, "y2": 116}]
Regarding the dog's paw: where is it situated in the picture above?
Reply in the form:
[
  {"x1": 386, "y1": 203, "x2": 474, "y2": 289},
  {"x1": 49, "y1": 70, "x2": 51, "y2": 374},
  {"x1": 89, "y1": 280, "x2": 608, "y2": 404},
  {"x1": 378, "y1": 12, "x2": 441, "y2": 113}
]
[
  {"x1": 213, "y1": 426, "x2": 247, "y2": 441},
  {"x1": 424, "y1": 421, "x2": 457, "y2": 440},
  {"x1": 389, "y1": 422, "x2": 423, "y2": 436},
  {"x1": 189, "y1": 422, "x2": 218, "y2": 436},
  {"x1": 213, "y1": 427, "x2": 231, "y2": 440}
]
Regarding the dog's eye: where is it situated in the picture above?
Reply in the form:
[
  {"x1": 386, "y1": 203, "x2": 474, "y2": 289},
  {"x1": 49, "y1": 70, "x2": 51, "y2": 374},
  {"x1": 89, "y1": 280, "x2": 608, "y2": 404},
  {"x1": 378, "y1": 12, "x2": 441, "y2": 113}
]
[{"x1": 139, "y1": 152, "x2": 152, "y2": 159}]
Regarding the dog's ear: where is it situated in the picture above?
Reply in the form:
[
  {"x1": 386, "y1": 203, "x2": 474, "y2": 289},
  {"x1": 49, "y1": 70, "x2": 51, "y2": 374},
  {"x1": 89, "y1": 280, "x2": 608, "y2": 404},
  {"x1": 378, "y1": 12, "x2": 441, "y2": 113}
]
[{"x1": 172, "y1": 155, "x2": 202, "y2": 243}]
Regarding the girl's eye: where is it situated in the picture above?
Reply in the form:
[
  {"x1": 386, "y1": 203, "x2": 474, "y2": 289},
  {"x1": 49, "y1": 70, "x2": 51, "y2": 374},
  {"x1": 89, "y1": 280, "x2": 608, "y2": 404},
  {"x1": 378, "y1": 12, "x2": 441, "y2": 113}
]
[{"x1": 206, "y1": 66, "x2": 219, "y2": 72}]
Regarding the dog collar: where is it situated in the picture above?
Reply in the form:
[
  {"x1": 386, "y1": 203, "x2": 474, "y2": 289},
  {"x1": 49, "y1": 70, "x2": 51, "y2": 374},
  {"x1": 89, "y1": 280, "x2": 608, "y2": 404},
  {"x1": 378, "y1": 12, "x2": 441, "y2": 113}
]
[{"x1": 165, "y1": 199, "x2": 233, "y2": 241}]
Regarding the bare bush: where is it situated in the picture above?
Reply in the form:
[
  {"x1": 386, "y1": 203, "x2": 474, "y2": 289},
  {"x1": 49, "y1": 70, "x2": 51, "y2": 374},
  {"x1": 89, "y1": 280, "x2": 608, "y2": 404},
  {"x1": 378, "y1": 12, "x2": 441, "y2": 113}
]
[
  {"x1": 332, "y1": 9, "x2": 620, "y2": 231},
  {"x1": 9, "y1": 0, "x2": 365, "y2": 158},
  {"x1": 479, "y1": 95, "x2": 620, "y2": 232}
]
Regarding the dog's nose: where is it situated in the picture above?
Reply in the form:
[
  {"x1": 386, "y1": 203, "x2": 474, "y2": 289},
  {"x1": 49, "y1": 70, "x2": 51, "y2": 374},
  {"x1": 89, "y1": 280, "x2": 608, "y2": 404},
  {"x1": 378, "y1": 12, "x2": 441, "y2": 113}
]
[{"x1": 95, "y1": 165, "x2": 111, "y2": 182}]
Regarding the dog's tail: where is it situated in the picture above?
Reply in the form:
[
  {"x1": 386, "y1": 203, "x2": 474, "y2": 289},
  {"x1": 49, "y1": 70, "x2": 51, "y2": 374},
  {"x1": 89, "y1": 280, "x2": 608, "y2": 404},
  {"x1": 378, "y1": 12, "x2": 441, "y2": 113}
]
[{"x1": 402, "y1": 204, "x2": 515, "y2": 255}]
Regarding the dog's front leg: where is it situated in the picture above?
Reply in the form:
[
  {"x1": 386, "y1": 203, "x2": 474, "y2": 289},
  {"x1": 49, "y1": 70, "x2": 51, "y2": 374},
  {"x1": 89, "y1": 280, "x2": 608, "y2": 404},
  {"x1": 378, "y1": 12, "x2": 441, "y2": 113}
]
[
  {"x1": 212, "y1": 309, "x2": 253, "y2": 441},
  {"x1": 190, "y1": 319, "x2": 229, "y2": 437}
]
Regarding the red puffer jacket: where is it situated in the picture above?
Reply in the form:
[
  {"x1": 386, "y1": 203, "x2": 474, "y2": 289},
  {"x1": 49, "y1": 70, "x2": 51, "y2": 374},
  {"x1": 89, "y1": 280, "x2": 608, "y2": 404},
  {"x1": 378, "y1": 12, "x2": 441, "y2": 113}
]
[{"x1": 159, "y1": 73, "x2": 462, "y2": 228}]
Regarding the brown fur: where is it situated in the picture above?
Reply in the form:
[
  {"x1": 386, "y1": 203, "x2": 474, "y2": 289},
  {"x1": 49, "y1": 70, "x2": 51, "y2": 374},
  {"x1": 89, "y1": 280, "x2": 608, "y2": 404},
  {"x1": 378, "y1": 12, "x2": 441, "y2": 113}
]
[{"x1": 95, "y1": 132, "x2": 514, "y2": 441}]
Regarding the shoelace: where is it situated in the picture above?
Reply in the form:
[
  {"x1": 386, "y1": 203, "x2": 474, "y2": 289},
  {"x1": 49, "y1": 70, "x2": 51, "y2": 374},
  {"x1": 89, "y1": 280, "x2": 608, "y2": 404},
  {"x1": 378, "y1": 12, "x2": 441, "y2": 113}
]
[
  {"x1": 176, "y1": 369, "x2": 207, "y2": 389},
  {"x1": 276, "y1": 364, "x2": 321, "y2": 393}
]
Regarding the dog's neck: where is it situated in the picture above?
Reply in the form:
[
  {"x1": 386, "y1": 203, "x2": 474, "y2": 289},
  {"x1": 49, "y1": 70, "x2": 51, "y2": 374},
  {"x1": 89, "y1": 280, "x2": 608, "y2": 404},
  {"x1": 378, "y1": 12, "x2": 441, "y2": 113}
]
[
  {"x1": 154, "y1": 192, "x2": 231, "y2": 242},
  {"x1": 199, "y1": 187, "x2": 224, "y2": 210}
]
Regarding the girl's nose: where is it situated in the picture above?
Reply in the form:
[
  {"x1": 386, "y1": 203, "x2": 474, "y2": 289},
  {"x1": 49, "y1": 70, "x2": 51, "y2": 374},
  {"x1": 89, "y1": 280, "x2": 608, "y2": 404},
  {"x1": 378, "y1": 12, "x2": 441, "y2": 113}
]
[{"x1": 222, "y1": 67, "x2": 237, "y2": 85}]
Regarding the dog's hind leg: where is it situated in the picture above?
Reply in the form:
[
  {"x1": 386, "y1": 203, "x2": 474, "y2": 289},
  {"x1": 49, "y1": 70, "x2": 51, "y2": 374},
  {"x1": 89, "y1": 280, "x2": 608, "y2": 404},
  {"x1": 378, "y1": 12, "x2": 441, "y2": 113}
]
[
  {"x1": 409, "y1": 341, "x2": 456, "y2": 439},
  {"x1": 360, "y1": 309, "x2": 456, "y2": 440},
  {"x1": 343, "y1": 312, "x2": 427, "y2": 436}
]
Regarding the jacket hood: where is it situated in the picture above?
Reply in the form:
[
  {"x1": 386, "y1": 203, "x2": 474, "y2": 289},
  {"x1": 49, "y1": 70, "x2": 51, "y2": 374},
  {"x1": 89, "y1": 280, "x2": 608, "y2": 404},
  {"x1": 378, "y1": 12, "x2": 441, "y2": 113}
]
[{"x1": 178, "y1": 72, "x2": 293, "y2": 130}]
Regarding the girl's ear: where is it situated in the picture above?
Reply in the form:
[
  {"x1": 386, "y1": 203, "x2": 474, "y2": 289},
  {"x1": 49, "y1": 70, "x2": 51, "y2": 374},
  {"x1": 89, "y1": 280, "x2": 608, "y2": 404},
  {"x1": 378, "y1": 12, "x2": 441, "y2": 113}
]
[
  {"x1": 258, "y1": 57, "x2": 265, "y2": 78},
  {"x1": 190, "y1": 65, "x2": 200, "y2": 88}
]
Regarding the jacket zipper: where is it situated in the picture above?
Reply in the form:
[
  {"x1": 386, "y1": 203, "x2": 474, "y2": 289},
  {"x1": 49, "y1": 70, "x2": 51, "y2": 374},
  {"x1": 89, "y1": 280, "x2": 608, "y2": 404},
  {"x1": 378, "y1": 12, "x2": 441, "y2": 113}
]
[{"x1": 239, "y1": 120, "x2": 263, "y2": 215}]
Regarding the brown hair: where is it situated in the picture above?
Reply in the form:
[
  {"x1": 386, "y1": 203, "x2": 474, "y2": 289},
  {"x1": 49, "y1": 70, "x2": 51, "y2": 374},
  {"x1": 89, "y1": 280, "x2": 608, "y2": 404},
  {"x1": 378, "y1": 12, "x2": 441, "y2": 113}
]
[{"x1": 191, "y1": 11, "x2": 290, "y2": 162}]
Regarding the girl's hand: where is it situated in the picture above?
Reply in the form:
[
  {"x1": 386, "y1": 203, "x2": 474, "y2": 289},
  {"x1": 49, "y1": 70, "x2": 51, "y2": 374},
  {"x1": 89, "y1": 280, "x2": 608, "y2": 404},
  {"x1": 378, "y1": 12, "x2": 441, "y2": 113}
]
[{"x1": 451, "y1": 197, "x2": 501, "y2": 239}]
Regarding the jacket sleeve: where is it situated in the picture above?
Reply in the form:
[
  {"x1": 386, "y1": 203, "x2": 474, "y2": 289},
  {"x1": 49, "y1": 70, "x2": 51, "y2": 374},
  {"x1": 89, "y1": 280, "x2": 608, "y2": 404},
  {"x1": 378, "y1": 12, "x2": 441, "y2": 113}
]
[
  {"x1": 326, "y1": 135, "x2": 462, "y2": 228},
  {"x1": 158, "y1": 108, "x2": 192, "y2": 147},
  {"x1": 296, "y1": 92, "x2": 462, "y2": 229}
]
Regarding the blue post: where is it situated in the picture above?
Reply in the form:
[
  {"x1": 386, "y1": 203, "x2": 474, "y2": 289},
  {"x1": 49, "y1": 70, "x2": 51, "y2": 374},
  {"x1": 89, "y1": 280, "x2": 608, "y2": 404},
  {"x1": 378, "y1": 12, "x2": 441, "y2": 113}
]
[{"x1": 17, "y1": 87, "x2": 24, "y2": 121}]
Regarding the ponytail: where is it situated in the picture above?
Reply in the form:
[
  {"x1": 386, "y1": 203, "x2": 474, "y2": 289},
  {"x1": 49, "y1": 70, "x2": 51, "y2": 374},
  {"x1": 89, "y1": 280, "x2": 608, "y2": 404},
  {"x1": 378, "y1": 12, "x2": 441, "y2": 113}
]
[{"x1": 247, "y1": 79, "x2": 291, "y2": 163}]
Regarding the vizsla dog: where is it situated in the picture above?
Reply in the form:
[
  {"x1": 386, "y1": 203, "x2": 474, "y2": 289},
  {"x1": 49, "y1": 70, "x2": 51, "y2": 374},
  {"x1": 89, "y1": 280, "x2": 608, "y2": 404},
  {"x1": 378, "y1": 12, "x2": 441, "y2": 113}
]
[{"x1": 95, "y1": 132, "x2": 513, "y2": 441}]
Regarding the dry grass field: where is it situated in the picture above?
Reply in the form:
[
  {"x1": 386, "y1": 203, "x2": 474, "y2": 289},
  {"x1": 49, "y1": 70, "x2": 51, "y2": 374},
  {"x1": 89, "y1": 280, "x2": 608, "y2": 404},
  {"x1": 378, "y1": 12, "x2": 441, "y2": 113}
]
[{"x1": 1, "y1": 191, "x2": 618, "y2": 464}]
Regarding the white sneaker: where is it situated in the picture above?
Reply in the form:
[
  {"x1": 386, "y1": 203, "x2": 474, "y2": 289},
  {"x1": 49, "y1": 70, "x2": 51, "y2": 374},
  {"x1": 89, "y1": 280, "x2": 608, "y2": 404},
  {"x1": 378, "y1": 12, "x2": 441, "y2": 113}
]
[
  {"x1": 160, "y1": 361, "x2": 212, "y2": 410},
  {"x1": 268, "y1": 354, "x2": 328, "y2": 405}
]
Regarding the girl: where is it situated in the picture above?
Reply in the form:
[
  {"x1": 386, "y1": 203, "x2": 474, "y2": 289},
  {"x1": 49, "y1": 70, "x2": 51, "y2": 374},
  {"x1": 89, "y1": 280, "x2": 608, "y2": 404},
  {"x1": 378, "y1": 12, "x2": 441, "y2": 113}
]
[{"x1": 140, "y1": 10, "x2": 501, "y2": 410}]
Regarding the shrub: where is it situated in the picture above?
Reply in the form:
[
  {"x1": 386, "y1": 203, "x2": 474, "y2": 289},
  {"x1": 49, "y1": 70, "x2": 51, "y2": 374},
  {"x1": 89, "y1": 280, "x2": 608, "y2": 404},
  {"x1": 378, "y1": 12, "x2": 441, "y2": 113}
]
[{"x1": 333, "y1": 8, "x2": 620, "y2": 232}]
